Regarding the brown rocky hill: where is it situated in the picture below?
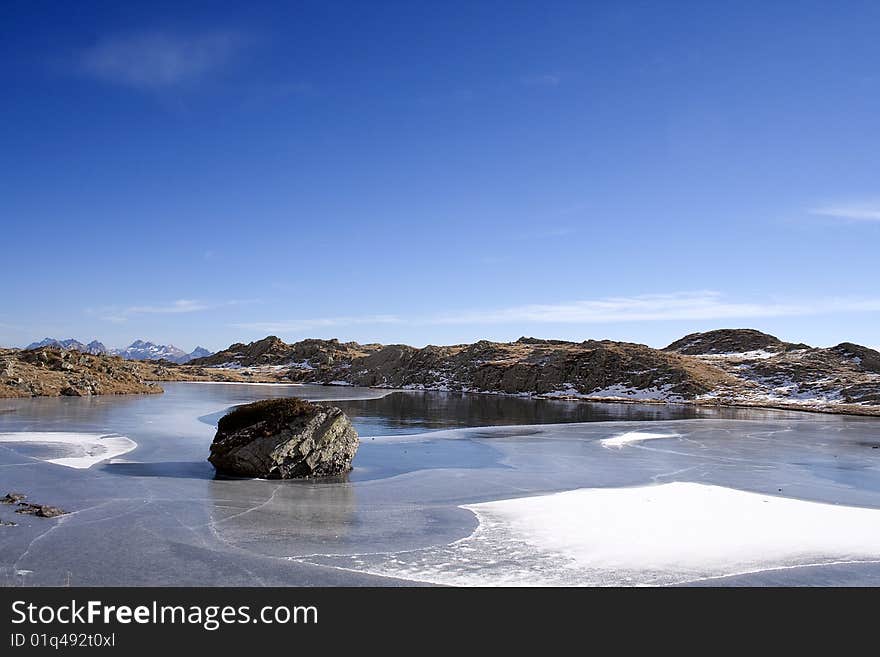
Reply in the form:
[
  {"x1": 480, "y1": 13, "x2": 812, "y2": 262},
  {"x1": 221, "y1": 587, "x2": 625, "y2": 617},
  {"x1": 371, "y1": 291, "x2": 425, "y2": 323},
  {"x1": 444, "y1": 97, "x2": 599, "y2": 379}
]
[
  {"x1": 665, "y1": 328, "x2": 809, "y2": 355},
  {"x1": 830, "y1": 343, "x2": 880, "y2": 374},
  {"x1": 190, "y1": 336, "x2": 382, "y2": 368},
  {"x1": 4, "y1": 331, "x2": 880, "y2": 415},
  {"x1": 0, "y1": 342, "x2": 335, "y2": 398},
  {"x1": 0, "y1": 347, "x2": 162, "y2": 397},
  {"x1": 664, "y1": 329, "x2": 880, "y2": 407},
  {"x1": 194, "y1": 335, "x2": 735, "y2": 401},
  {"x1": 191, "y1": 331, "x2": 880, "y2": 413}
]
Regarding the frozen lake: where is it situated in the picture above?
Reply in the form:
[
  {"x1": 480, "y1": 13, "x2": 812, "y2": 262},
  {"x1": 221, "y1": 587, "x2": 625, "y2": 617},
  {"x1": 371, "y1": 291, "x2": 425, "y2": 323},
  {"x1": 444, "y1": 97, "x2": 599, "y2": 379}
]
[{"x1": 1, "y1": 382, "x2": 879, "y2": 586}]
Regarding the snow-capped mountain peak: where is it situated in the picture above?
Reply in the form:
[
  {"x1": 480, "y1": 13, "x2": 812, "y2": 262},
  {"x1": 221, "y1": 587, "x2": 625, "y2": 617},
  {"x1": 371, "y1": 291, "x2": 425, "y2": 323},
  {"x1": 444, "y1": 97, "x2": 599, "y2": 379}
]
[
  {"x1": 114, "y1": 341, "x2": 188, "y2": 362},
  {"x1": 23, "y1": 337, "x2": 212, "y2": 364}
]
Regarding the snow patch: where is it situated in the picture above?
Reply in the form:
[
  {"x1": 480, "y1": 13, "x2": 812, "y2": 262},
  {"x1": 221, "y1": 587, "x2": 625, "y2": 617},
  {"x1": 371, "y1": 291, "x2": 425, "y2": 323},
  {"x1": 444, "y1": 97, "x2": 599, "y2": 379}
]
[
  {"x1": 540, "y1": 383, "x2": 683, "y2": 402},
  {"x1": 698, "y1": 350, "x2": 778, "y2": 360},
  {"x1": 317, "y1": 483, "x2": 880, "y2": 586},
  {"x1": 600, "y1": 431, "x2": 680, "y2": 448},
  {"x1": 0, "y1": 432, "x2": 137, "y2": 469}
]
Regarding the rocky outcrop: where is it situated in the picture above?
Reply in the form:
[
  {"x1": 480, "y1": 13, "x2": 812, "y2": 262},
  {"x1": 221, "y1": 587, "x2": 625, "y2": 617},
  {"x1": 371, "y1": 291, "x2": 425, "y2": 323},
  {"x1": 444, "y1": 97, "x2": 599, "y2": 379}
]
[
  {"x1": 0, "y1": 347, "x2": 162, "y2": 398},
  {"x1": 830, "y1": 343, "x2": 880, "y2": 374},
  {"x1": 7, "y1": 330, "x2": 880, "y2": 416},
  {"x1": 190, "y1": 335, "x2": 733, "y2": 401},
  {"x1": 15, "y1": 502, "x2": 66, "y2": 518},
  {"x1": 208, "y1": 398, "x2": 359, "y2": 479},
  {"x1": 190, "y1": 336, "x2": 380, "y2": 368},
  {"x1": 0, "y1": 346, "x2": 307, "y2": 397},
  {"x1": 187, "y1": 331, "x2": 880, "y2": 415},
  {"x1": 664, "y1": 329, "x2": 808, "y2": 355},
  {"x1": 3, "y1": 493, "x2": 66, "y2": 518},
  {"x1": 662, "y1": 330, "x2": 880, "y2": 411},
  {"x1": 323, "y1": 338, "x2": 733, "y2": 401}
]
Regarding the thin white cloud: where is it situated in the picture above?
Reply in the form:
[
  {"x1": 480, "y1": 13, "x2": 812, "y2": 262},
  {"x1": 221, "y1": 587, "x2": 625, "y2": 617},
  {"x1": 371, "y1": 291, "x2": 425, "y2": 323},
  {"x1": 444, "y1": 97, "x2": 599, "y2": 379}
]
[
  {"x1": 234, "y1": 315, "x2": 402, "y2": 334},
  {"x1": 81, "y1": 30, "x2": 246, "y2": 89},
  {"x1": 99, "y1": 314, "x2": 131, "y2": 325},
  {"x1": 125, "y1": 299, "x2": 210, "y2": 314},
  {"x1": 427, "y1": 292, "x2": 798, "y2": 324},
  {"x1": 427, "y1": 292, "x2": 880, "y2": 325},
  {"x1": 809, "y1": 204, "x2": 880, "y2": 222},
  {"x1": 521, "y1": 72, "x2": 563, "y2": 87},
  {"x1": 95, "y1": 299, "x2": 256, "y2": 323},
  {"x1": 230, "y1": 292, "x2": 880, "y2": 335}
]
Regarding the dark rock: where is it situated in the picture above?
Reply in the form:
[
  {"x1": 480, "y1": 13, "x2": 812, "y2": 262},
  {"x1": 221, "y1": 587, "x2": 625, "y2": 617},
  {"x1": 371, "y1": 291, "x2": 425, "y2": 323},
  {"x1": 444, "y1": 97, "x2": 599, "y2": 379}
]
[
  {"x1": 664, "y1": 329, "x2": 806, "y2": 355},
  {"x1": 15, "y1": 502, "x2": 67, "y2": 518},
  {"x1": 1, "y1": 492, "x2": 26, "y2": 504},
  {"x1": 830, "y1": 343, "x2": 880, "y2": 374},
  {"x1": 208, "y1": 398, "x2": 359, "y2": 479}
]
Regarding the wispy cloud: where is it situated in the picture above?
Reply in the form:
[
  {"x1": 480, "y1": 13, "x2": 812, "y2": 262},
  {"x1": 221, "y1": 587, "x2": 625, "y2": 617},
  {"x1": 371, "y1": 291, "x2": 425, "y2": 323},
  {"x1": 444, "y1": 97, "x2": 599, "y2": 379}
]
[
  {"x1": 81, "y1": 30, "x2": 247, "y2": 89},
  {"x1": 426, "y1": 292, "x2": 807, "y2": 325},
  {"x1": 809, "y1": 204, "x2": 880, "y2": 222},
  {"x1": 428, "y1": 292, "x2": 880, "y2": 325},
  {"x1": 125, "y1": 299, "x2": 210, "y2": 315},
  {"x1": 230, "y1": 292, "x2": 880, "y2": 336},
  {"x1": 234, "y1": 315, "x2": 402, "y2": 334},
  {"x1": 521, "y1": 72, "x2": 563, "y2": 87},
  {"x1": 94, "y1": 299, "x2": 255, "y2": 323}
]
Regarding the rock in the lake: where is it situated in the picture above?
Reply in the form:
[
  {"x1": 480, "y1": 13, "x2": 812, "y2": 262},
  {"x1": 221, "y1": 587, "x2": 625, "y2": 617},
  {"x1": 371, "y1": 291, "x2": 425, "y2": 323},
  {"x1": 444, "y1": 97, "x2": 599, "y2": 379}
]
[
  {"x1": 15, "y1": 502, "x2": 66, "y2": 518},
  {"x1": 208, "y1": 398, "x2": 359, "y2": 479},
  {"x1": 1, "y1": 492, "x2": 26, "y2": 504}
]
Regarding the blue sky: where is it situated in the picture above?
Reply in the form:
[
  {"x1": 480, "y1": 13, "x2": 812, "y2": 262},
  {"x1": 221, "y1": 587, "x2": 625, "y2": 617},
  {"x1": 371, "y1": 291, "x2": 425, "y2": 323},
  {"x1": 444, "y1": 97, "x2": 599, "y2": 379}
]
[{"x1": 2, "y1": 1, "x2": 879, "y2": 352}]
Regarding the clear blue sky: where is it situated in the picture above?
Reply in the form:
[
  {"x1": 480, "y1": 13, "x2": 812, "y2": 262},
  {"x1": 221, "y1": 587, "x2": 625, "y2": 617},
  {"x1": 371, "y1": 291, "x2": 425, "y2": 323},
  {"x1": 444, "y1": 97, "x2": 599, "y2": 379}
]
[{"x1": 2, "y1": 1, "x2": 879, "y2": 352}]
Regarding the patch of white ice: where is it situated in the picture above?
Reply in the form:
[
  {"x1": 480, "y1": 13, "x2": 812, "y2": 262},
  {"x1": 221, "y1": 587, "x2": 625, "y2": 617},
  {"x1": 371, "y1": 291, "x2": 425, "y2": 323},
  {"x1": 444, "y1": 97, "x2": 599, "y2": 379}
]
[
  {"x1": 313, "y1": 483, "x2": 880, "y2": 586},
  {"x1": 600, "y1": 431, "x2": 680, "y2": 448},
  {"x1": 0, "y1": 432, "x2": 137, "y2": 469}
]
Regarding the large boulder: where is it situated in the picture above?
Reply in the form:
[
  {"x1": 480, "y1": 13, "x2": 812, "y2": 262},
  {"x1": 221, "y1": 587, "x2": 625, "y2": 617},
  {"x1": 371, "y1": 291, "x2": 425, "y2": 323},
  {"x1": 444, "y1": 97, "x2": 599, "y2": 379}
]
[{"x1": 208, "y1": 398, "x2": 359, "y2": 479}]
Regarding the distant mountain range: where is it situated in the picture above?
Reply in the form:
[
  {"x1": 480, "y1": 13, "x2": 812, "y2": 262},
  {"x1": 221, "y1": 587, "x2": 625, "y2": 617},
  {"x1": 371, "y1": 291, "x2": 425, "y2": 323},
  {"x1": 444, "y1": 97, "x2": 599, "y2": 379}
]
[
  {"x1": 24, "y1": 338, "x2": 212, "y2": 364},
  {"x1": 24, "y1": 338, "x2": 109, "y2": 355}
]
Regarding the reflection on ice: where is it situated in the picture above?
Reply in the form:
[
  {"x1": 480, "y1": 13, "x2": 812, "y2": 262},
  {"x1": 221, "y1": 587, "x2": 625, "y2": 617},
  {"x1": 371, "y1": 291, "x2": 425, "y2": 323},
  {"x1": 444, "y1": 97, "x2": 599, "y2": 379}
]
[{"x1": 207, "y1": 479, "x2": 358, "y2": 557}]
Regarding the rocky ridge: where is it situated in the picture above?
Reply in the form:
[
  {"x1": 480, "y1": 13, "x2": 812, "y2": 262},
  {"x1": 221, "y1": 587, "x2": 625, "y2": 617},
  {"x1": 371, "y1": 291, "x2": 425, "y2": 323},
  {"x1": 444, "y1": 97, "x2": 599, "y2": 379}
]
[
  {"x1": 0, "y1": 347, "x2": 163, "y2": 397},
  {"x1": 3, "y1": 330, "x2": 880, "y2": 416},
  {"x1": 192, "y1": 334, "x2": 733, "y2": 400},
  {"x1": 663, "y1": 330, "x2": 880, "y2": 409},
  {"x1": 190, "y1": 330, "x2": 880, "y2": 415}
]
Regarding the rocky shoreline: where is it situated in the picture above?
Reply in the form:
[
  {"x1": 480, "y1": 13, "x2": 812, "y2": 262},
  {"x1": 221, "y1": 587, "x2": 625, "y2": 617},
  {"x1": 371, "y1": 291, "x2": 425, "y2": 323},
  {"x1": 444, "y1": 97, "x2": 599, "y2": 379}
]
[{"x1": 2, "y1": 329, "x2": 880, "y2": 418}]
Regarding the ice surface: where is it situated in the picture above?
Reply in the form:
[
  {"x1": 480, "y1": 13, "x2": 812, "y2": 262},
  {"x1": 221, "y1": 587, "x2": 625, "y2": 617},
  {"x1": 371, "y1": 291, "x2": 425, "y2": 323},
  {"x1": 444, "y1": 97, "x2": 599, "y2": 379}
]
[{"x1": 2, "y1": 383, "x2": 880, "y2": 586}]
